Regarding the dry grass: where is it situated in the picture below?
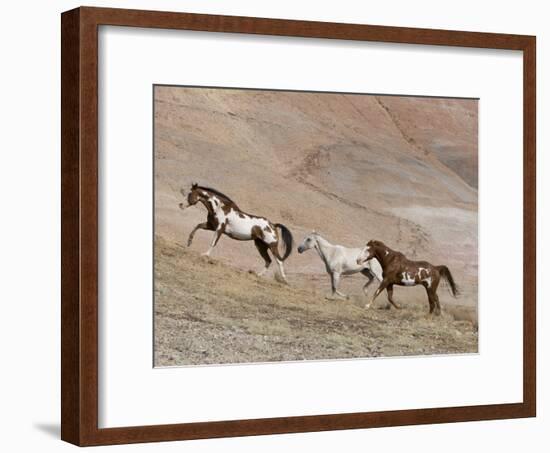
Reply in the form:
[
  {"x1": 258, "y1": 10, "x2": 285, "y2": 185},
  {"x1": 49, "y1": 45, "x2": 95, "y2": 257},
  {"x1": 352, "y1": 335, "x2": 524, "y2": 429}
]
[{"x1": 154, "y1": 236, "x2": 477, "y2": 366}]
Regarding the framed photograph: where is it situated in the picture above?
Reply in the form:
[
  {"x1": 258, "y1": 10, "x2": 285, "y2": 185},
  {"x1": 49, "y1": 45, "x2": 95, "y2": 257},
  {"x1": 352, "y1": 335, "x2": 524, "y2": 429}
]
[{"x1": 61, "y1": 6, "x2": 536, "y2": 446}]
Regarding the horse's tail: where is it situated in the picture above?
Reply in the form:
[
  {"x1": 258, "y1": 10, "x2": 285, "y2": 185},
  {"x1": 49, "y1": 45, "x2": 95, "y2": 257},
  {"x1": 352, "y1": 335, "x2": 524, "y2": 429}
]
[
  {"x1": 437, "y1": 265, "x2": 459, "y2": 297},
  {"x1": 275, "y1": 223, "x2": 293, "y2": 261}
]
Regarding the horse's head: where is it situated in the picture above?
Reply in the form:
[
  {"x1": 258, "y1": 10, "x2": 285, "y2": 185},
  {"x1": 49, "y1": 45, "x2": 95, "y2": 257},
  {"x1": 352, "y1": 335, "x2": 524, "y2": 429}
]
[
  {"x1": 356, "y1": 239, "x2": 379, "y2": 264},
  {"x1": 297, "y1": 231, "x2": 319, "y2": 254},
  {"x1": 179, "y1": 183, "x2": 201, "y2": 210}
]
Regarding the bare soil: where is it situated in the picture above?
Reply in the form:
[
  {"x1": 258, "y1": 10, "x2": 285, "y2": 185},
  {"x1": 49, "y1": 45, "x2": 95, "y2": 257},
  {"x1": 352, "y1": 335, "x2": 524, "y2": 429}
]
[
  {"x1": 154, "y1": 236, "x2": 477, "y2": 367},
  {"x1": 154, "y1": 87, "x2": 479, "y2": 308},
  {"x1": 153, "y1": 87, "x2": 479, "y2": 366}
]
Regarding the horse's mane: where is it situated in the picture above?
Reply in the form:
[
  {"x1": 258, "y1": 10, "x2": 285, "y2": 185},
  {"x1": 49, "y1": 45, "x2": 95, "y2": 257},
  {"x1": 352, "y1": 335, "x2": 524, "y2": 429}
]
[
  {"x1": 370, "y1": 240, "x2": 393, "y2": 254},
  {"x1": 196, "y1": 185, "x2": 238, "y2": 207},
  {"x1": 371, "y1": 240, "x2": 405, "y2": 259}
]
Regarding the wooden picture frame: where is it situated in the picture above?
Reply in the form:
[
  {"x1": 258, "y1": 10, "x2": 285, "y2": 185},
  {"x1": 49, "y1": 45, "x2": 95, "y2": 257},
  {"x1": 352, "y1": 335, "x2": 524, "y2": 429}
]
[{"x1": 61, "y1": 6, "x2": 536, "y2": 446}]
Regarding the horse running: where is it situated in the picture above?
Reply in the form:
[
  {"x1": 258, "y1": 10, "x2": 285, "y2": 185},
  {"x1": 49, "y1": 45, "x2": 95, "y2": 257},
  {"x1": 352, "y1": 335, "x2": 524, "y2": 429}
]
[
  {"x1": 356, "y1": 239, "x2": 458, "y2": 315},
  {"x1": 297, "y1": 232, "x2": 383, "y2": 299},
  {"x1": 179, "y1": 183, "x2": 293, "y2": 283}
]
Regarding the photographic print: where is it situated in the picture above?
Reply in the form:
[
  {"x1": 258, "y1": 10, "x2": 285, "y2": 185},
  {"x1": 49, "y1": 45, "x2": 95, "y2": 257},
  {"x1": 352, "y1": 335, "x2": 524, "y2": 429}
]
[{"x1": 154, "y1": 86, "x2": 478, "y2": 367}]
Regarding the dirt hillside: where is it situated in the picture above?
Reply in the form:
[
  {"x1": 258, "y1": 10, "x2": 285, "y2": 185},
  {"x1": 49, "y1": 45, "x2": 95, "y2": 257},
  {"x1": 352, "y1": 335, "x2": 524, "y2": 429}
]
[
  {"x1": 154, "y1": 87, "x2": 478, "y2": 308},
  {"x1": 154, "y1": 86, "x2": 478, "y2": 366}
]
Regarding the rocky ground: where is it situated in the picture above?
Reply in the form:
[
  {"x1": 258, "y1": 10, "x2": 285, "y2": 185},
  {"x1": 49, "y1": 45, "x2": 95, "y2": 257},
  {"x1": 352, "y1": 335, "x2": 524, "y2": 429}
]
[{"x1": 154, "y1": 237, "x2": 477, "y2": 366}]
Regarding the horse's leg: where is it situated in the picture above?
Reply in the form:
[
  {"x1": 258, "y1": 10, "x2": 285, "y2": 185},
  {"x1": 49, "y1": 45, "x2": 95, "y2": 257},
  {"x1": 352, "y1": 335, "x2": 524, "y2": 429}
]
[
  {"x1": 430, "y1": 278, "x2": 441, "y2": 316},
  {"x1": 268, "y1": 242, "x2": 288, "y2": 284},
  {"x1": 274, "y1": 257, "x2": 288, "y2": 283},
  {"x1": 365, "y1": 279, "x2": 389, "y2": 309},
  {"x1": 432, "y1": 291, "x2": 441, "y2": 316},
  {"x1": 360, "y1": 268, "x2": 376, "y2": 297},
  {"x1": 421, "y1": 275, "x2": 441, "y2": 315},
  {"x1": 202, "y1": 223, "x2": 225, "y2": 257},
  {"x1": 386, "y1": 284, "x2": 401, "y2": 309},
  {"x1": 423, "y1": 286, "x2": 435, "y2": 314},
  {"x1": 254, "y1": 239, "x2": 272, "y2": 277},
  {"x1": 187, "y1": 222, "x2": 211, "y2": 247},
  {"x1": 329, "y1": 272, "x2": 348, "y2": 299},
  {"x1": 429, "y1": 277, "x2": 442, "y2": 315},
  {"x1": 327, "y1": 272, "x2": 339, "y2": 299}
]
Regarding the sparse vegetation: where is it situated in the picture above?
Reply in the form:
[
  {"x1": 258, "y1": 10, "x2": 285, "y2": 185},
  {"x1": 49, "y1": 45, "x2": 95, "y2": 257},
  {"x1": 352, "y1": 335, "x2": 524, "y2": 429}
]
[{"x1": 154, "y1": 237, "x2": 477, "y2": 366}]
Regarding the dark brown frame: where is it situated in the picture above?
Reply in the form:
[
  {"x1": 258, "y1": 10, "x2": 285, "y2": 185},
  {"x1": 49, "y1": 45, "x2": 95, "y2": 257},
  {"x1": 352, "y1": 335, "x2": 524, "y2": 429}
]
[{"x1": 61, "y1": 6, "x2": 536, "y2": 446}]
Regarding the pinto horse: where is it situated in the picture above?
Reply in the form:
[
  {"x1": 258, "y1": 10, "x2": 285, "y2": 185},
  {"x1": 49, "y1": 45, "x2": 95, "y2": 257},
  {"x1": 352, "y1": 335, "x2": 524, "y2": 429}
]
[
  {"x1": 297, "y1": 232, "x2": 382, "y2": 300},
  {"x1": 356, "y1": 240, "x2": 458, "y2": 315},
  {"x1": 179, "y1": 183, "x2": 293, "y2": 283}
]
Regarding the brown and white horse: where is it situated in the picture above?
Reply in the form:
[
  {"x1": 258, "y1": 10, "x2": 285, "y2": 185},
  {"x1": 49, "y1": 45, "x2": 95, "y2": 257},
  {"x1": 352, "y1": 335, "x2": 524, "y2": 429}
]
[
  {"x1": 356, "y1": 240, "x2": 458, "y2": 315},
  {"x1": 179, "y1": 183, "x2": 293, "y2": 283}
]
